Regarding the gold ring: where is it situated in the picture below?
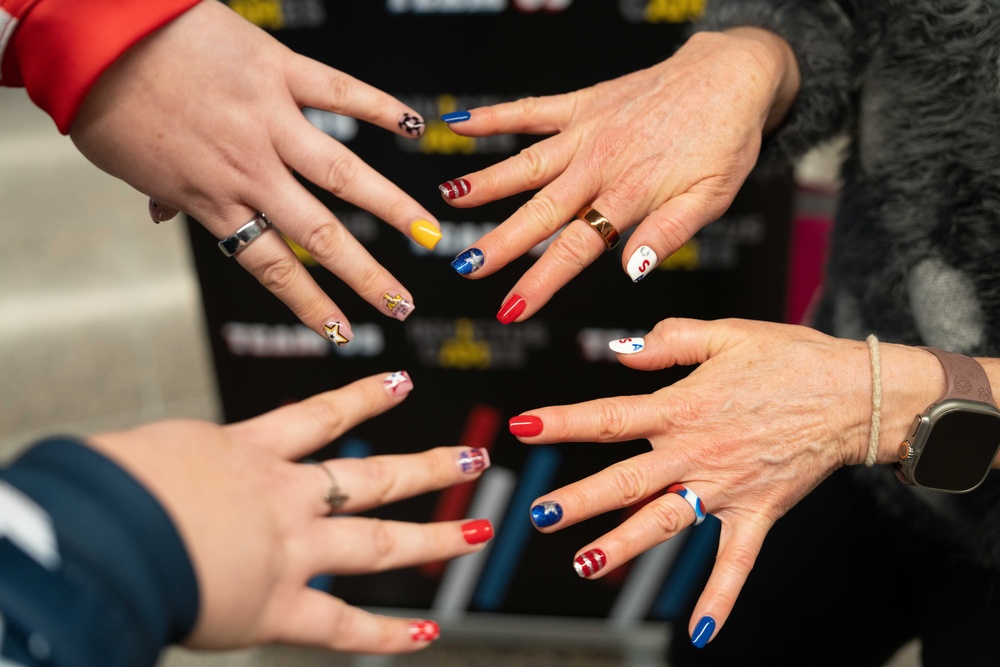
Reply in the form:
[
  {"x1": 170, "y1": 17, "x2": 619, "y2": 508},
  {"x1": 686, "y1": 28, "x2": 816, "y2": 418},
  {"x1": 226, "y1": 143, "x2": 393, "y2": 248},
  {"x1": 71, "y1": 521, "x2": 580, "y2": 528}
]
[{"x1": 577, "y1": 206, "x2": 620, "y2": 251}]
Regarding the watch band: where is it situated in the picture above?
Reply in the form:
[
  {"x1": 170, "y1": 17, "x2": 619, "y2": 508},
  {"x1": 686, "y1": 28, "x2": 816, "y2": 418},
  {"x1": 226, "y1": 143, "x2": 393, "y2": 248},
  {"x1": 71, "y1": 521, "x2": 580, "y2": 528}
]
[{"x1": 921, "y1": 347, "x2": 997, "y2": 408}]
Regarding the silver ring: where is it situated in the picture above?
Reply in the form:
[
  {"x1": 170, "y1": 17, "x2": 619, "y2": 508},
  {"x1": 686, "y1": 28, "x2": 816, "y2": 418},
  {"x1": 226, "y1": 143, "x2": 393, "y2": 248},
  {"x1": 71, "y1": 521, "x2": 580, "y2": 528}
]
[
  {"x1": 218, "y1": 212, "x2": 273, "y2": 257},
  {"x1": 319, "y1": 463, "x2": 349, "y2": 513}
]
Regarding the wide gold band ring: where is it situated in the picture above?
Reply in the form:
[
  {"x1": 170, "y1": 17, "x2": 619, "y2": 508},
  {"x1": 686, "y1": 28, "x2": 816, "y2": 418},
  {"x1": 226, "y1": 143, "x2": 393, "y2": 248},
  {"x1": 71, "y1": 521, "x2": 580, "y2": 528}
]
[{"x1": 577, "y1": 206, "x2": 620, "y2": 251}]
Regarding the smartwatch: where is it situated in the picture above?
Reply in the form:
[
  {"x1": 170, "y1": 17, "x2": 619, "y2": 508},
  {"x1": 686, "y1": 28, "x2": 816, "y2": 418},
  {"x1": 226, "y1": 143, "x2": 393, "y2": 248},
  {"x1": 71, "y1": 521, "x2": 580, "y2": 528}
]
[{"x1": 894, "y1": 347, "x2": 1000, "y2": 493}]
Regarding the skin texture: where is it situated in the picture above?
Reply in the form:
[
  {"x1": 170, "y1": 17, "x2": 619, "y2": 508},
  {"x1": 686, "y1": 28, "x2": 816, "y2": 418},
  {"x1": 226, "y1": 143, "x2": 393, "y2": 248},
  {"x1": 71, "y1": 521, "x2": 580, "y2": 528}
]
[
  {"x1": 70, "y1": 0, "x2": 438, "y2": 336},
  {"x1": 87, "y1": 373, "x2": 490, "y2": 654},
  {"x1": 442, "y1": 28, "x2": 799, "y2": 319}
]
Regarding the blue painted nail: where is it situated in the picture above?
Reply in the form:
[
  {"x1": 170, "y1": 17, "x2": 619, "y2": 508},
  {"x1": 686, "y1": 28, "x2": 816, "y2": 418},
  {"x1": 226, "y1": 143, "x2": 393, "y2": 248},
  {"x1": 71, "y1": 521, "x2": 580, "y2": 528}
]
[
  {"x1": 691, "y1": 616, "x2": 716, "y2": 649},
  {"x1": 451, "y1": 248, "x2": 485, "y2": 276},
  {"x1": 441, "y1": 111, "x2": 472, "y2": 123},
  {"x1": 530, "y1": 501, "x2": 563, "y2": 528}
]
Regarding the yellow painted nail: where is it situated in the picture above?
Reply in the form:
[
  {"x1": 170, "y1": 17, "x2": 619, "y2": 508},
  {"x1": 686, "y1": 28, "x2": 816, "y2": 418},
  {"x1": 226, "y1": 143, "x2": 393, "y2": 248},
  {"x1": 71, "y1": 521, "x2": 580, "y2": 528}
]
[{"x1": 410, "y1": 219, "x2": 442, "y2": 250}]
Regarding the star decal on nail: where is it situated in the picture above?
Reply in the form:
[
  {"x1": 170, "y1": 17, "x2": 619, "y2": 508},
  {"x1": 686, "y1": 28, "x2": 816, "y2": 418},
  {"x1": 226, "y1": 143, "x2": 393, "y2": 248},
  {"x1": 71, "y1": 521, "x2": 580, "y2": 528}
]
[
  {"x1": 323, "y1": 321, "x2": 349, "y2": 346},
  {"x1": 383, "y1": 371, "x2": 412, "y2": 395}
]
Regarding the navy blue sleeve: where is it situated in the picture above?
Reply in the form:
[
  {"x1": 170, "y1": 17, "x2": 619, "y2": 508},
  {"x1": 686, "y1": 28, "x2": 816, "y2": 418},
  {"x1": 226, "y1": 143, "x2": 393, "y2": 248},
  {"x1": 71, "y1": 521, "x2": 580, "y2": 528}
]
[{"x1": 0, "y1": 437, "x2": 199, "y2": 667}]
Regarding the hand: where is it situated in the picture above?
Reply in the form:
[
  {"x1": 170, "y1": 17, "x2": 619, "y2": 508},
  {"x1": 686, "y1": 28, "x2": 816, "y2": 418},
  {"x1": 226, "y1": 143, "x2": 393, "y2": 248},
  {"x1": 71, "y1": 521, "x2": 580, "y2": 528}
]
[
  {"x1": 87, "y1": 372, "x2": 493, "y2": 654},
  {"x1": 508, "y1": 318, "x2": 938, "y2": 646},
  {"x1": 70, "y1": 0, "x2": 440, "y2": 340},
  {"x1": 441, "y1": 29, "x2": 799, "y2": 321}
]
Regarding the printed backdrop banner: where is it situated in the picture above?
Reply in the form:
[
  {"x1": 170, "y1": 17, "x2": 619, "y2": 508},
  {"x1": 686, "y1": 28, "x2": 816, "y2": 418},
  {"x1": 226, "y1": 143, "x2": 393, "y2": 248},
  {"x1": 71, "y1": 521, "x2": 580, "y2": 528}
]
[{"x1": 186, "y1": 0, "x2": 793, "y2": 621}]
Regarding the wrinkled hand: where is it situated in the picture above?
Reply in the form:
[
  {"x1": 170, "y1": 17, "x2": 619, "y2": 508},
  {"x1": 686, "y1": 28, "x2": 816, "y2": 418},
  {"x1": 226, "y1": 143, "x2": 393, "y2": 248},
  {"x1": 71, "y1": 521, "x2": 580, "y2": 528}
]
[
  {"x1": 442, "y1": 28, "x2": 798, "y2": 321},
  {"x1": 509, "y1": 318, "x2": 937, "y2": 646},
  {"x1": 70, "y1": 0, "x2": 439, "y2": 339},
  {"x1": 88, "y1": 372, "x2": 493, "y2": 654}
]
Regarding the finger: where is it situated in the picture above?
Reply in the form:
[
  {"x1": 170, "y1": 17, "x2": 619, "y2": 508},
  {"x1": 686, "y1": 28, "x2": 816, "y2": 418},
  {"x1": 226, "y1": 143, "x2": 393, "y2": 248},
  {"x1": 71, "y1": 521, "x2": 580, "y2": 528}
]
[
  {"x1": 148, "y1": 198, "x2": 179, "y2": 223},
  {"x1": 508, "y1": 393, "x2": 666, "y2": 445},
  {"x1": 611, "y1": 317, "x2": 751, "y2": 371},
  {"x1": 303, "y1": 517, "x2": 493, "y2": 574},
  {"x1": 686, "y1": 522, "x2": 768, "y2": 649},
  {"x1": 273, "y1": 590, "x2": 440, "y2": 653},
  {"x1": 441, "y1": 95, "x2": 575, "y2": 137},
  {"x1": 227, "y1": 371, "x2": 415, "y2": 459},
  {"x1": 286, "y1": 54, "x2": 429, "y2": 139}
]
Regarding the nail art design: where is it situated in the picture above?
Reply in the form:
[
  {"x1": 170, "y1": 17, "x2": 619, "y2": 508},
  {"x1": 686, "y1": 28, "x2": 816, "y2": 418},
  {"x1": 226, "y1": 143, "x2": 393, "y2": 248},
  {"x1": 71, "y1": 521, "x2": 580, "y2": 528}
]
[
  {"x1": 509, "y1": 415, "x2": 543, "y2": 437},
  {"x1": 608, "y1": 337, "x2": 645, "y2": 354},
  {"x1": 461, "y1": 519, "x2": 494, "y2": 544},
  {"x1": 574, "y1": 549, "x2": 607, "y2": 578},
  {"x1": 626, "y1": 245, "x2": 658, "y2": 282},
  {"x1": 322, "y1": 320, "x2": 351, "y2": 346},
  {"x1": 382, "y1": 292, "x2": 415, "y2": 320},
  {"x1": 399, "y1": 112, "x2": 425, "y2": 137},
  {"x1": 451, "y1": 248, "x2": 484, "y2": 275},
  {"x1": 439, "y1": 178, "x2": 472, "y2": 199},
  {"x1": 691, "y1": 616, "x2": 716, "y2": 649},
  {"x1": 496, "y1": 294, "x2": 526, "y2": 325},
  {"x1": 441, "y1": 110, "x2": 472, "y2": 123},
  {"x1": 530, "y1": 501, "x2": 563, "y2": 528},
  {"x1": 409, "y1": 620, "x2": 440, "y2": 642},
  {"x1": 457, "y1": 447, "x2": 491, "y2": 474},
  {"x1": 410, "y1": 219, "x2": 442, "y2": 250},
  {"x1": 383, "y1": 371, "x2": 413, "y2": 396}
]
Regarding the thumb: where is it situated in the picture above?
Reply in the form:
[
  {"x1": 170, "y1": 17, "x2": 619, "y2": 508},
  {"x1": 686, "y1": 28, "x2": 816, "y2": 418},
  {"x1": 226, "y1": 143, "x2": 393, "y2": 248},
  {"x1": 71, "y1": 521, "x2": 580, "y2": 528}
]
[{"x1": 610, "y1": 318, "x2": 751, "y2": 370}]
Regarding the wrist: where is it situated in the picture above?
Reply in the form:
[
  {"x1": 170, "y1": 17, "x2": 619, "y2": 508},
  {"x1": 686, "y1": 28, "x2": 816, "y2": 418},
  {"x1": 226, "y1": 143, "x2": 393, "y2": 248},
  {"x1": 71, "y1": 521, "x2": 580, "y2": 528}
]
[{"x1": 874, "y1": 343, "x2": 949, "y2": 465}]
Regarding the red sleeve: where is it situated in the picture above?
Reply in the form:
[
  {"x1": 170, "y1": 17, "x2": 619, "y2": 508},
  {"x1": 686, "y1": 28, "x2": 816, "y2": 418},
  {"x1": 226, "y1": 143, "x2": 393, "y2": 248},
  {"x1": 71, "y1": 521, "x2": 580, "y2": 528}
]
[{"x1": 1, "y1": 0, "x2": 201, "y2": 134}]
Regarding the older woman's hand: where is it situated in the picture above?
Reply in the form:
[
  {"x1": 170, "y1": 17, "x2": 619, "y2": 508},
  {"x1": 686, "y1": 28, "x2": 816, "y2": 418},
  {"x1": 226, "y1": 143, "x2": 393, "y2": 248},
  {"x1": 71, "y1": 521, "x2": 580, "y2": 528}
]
[
  {"x1": 70, "y1": 1, "x2": 439, "y2": 341},
  {"x1": 441, "y1": 28, "x2": 799, "y2": 321},
  {"x1": 508, "y1": 318, "x2": 941, "y2": 646},
  {"x1": 88, "y1": 372, "x2": 493, "y2": 653}
]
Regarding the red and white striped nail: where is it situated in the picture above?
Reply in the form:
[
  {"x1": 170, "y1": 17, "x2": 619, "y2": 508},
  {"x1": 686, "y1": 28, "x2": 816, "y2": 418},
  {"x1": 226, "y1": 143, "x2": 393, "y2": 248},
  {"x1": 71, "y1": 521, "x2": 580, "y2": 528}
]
[
  {"x1": 574, "y1": 549, "x2": 607, "y2": 578},
  {"x1": 439, "y1": 178, "x2": 471, "y2": 199}
]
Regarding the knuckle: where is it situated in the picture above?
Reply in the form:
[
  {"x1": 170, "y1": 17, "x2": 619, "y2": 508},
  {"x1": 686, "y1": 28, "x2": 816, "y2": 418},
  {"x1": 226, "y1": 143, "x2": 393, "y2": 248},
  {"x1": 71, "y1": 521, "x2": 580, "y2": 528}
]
[
  {"x1": 367, "y1": 518, "x2": 397, "y2": 566},
  {"x1": 323, "y1": 152, "x2": 360, "y2": 194},
  {"x1": 647, "y1": 501, "x2": 684, "y2": 537},
  {"x1": 305, "y1": 223, "x2": 345, "y2": 262},
  {"x1": 321, "y1": 71, "x2": 355, "y2": 109},
  {"x1": 519, "y1": 191, "x2": 562, "y2": 230},
  {"x1": 517, "y1": 144, "x2": 549, "y2": 187},
  {"x1": 302, "y1": 395, "x2": 346, "y2": 435},
  {"x1": 547, "y1": 228, "x2": 596, "y2": 272},
  {"x1": 594, "y1": 401, "x2": 630, "y2": 440},
  {"x1": 256, "y1": 254, "x2": 302, "y2": 295},
  {"x1": 606, "y1": 463, "x2": 647, "y2": 506},
  {"x1": 724, "y1": 542, "x2": 759, "y2": 577},
  {"x1": 514, "y1": 96, "x2": 545, "y2": 123}
]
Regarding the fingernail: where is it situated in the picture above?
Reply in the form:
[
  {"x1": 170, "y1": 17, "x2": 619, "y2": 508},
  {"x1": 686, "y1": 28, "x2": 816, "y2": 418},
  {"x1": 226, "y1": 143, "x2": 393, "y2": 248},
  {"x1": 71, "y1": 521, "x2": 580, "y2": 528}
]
[
  {"x1": 451, "y1": 248, "x2": 484, "y2": 275},
  {"x1": 441, "y1": 110, "x2": 471, "y2": 123},
  {"x1": 457, "y1": 447, "x2": 491, "y2": 474},
  {"x1": 608, "y1": 337, "x2": 645, "y2": 354},
  {"x1": 322, "y1": 319, "x2": 353, "y2": 346},
  {"x1": 409, "y1": 620, "x2": 440, "y2": 642},
  {"x1": 509, "y1": 415, "x2": 542, "y2": 437},
  {"x1": 626, "y1": 245, "x2": 658, "y2": 282},
  {"x1": 573, "y1": 549, "x2": 607, "y2": 578},
  {"x1": 149, "y1": 198, "x2": 164, "y2": 223},
  {"x1": 439, "y1": 178, "x2": 472, "y2": 199},
  {"x1": 462, "y1": 518, "x2": 494, "y2": 544},
  {"x1": 382, "y1": 291, "x2": 415, "y2": 320},
  {"x1": 411, "y1": 219, "x2": 442, "y2": 250},
  {"x1": 530, "y1": 500, "x2": 562, "y2": 528},
  {"x1": 692, "y1": 616, "x2": 716, "y2": 649},
  {"x1": 496, "y1": 294, "x2": 526, "y2": 325},
  {"x1": 399, "y1": 112, "x2": 425, "y2": 137},
  {"x1": 383, "y1": 371, "x2": 413, "y2": 396}
]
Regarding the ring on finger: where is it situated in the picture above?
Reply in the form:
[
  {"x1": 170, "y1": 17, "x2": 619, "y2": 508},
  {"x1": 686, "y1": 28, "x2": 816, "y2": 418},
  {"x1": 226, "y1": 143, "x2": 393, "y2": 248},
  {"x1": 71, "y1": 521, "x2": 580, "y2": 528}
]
[
  {"x1": 576, "y1": 205, "x2": 620, "y2": 251},
  {"x1": 318, "y1": 463, "x2": 349, "y2": 514},
  {"x1": 667, "y1": 483, "x2": 707, "y2": 526},
  {"x1": 218, "y1": 212, "x2": 274, "y2": 257}
]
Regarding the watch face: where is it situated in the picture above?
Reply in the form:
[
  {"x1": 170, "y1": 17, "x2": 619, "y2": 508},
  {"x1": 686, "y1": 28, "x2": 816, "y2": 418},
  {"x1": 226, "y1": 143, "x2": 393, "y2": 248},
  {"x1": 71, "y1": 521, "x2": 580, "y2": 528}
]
[{"x1": 913, "y1": 410, "x2": 1000, "y2": 491}]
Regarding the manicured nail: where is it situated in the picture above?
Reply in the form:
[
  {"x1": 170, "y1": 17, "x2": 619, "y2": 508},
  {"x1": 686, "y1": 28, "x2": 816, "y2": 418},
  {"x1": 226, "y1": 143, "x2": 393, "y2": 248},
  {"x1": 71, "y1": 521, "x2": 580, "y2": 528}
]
[
  {"x1": 441, "y1": 110, "x2": 471, "y2": 123},
  {"x1": 383, "y1": 371, "x2": 413, "y2": 396},
  {"x1": 410, "y1": 219, "x2": 442, "y2": 250},
  {"x1": 439, "y1": 178, "x2": 472, "y2": 199},
  {"x1": 608, "y1": 337, "x2": 644, "y2": 354},
  {"x1": 322, "y1": 319, "x2": 353, "y2": 346},
  {"x1": 149, "y1": 198, "x2": 164, "y2": 223},
  {"x1": 626, "y1": 245, "x2": 658, "y2": 282},
  {"x1": 382, "y1": 291, "x2": 415, "y2": 320},
  {"x1": 462, "y1": 519, "x2": 494, "y2": 544},
  {"x1": 497, "y1": 294, "x2": 526, "y2": 324},
  {"x1": 531, "y1": 501, "x2": 563, "y2": 528},
  {"x1": 574, "y1": 549, "x2": 607, "y2": 578},
  {"x1": 691, "y1": 616, "x2": 716, "y2": 649},
  {"x1": 509, "y1": 415, "x2": 542, "y2": 437},
  {"x1": 399, "y1": 112, "x2": 425, "y2": 137},
  {"x1": 457, "y1": 447, "x2": 490, "y2": 474},
  {"x1": 451, "y1": 248, "x2": 484, "y2": 275},
  {"x1": 409, "y1": 620, "x2": 440, "y2": 642}
]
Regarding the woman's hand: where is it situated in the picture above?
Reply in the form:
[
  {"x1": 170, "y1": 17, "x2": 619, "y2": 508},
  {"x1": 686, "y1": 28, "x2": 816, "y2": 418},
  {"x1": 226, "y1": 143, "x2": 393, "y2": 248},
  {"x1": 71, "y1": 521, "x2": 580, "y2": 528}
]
[
  {"x1": 441, "y1": 28, "x2": 799, "y2": 321},
  {"x1": 87, "y1": 371, "x2": 493, "y2": 654},
  {"x1": 508, "y1": 318, "x2": 939, "y2": 646},
  {"x1": 70, "y1": 0, "x2": 440, "y2": 341}
]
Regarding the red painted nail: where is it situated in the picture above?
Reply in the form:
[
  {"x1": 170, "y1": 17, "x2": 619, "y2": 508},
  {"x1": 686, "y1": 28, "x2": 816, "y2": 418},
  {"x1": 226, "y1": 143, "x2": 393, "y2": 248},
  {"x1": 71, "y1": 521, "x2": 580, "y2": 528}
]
[
  {"x1": 509, "y1": 415, "x2": 543, "y2": 437},
  {"x1": 496, "y1": 294, "x2": 527, "y2": 325},
  {"x1": 409, "y1": 620, "x2": 440, "y2": 642},
  {"x1": 439, "y1": 178, "x2": 471, "y2": 199},
  {"x1": 461, "y1": 518, "x2": 494, "y2": 544},
  {"x1": 574, "y1": 548, "x2": 607, "y2": 578}
]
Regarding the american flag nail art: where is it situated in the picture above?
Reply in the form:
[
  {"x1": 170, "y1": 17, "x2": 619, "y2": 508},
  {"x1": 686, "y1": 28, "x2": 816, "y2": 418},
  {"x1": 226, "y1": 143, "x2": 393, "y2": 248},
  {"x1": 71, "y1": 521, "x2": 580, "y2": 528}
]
[{"x1": 574, "y1": 549, "x2": 607, "y2": 578}]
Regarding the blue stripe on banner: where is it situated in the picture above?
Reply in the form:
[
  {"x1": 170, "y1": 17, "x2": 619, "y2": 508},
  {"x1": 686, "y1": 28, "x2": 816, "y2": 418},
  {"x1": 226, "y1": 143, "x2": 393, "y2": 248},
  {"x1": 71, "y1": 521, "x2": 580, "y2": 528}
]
[
  {"x1": 651, "y1": 515, "x2": 721, "y2": 620},
  {"x1": 471, "y1": 446, "x2": 562, "y2": 611}
]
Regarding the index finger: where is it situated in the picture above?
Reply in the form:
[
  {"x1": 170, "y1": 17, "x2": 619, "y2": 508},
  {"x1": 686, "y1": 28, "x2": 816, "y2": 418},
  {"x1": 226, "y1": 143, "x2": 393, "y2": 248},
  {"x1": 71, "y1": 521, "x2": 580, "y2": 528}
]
[
  {"x1": 442, "y1": 94, "x2": 576, "y2": 137},
  {"x1": 508, "y1": 393, "x2": 667, "y2": 445}
]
